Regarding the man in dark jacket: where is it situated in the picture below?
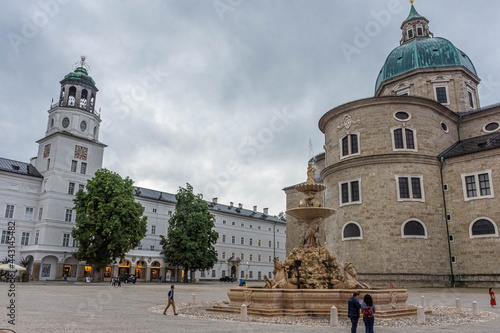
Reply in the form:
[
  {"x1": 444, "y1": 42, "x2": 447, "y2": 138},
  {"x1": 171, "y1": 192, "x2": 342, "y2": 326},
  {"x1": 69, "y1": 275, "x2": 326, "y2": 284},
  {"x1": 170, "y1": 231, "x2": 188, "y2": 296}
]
[
  {"x1": 347, "y1": 291, "x2": 361, "y2": 333},
  {"x1": 163, "y1": 285, "x2": 178, "y2": 315}
]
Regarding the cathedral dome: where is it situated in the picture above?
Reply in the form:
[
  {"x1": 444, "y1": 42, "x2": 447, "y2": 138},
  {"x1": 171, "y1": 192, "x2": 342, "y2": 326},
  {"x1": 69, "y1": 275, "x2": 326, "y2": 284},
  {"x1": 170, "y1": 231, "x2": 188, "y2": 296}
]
[{"x1": 375, "y1": 37, "x2": 477, "y2": 93}]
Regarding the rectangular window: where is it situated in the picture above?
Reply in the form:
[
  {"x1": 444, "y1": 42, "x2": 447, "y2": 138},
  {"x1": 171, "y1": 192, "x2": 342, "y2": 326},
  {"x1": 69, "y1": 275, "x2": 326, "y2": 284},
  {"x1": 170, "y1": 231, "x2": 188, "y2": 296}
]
[
  {"x1": 68, "y1": 182, "x2": 75, "y2": 195},
  {"x1": 241, "y1": 253, "x2": 244, "y2": 260},
  {"x1": 232, "y1": 221, "x2": 235, "y2": 226},
  {"x1": 277, "y1": 242, "x2": 280, "y2": 249},
  {"x1": 249, "y1": 238, "x2": 253, "y2": 246},
  {"x1": 38, "y1": 207, "x2": 43, "y2": 221},
  {"x1": 73, "y1": 238, "x2": 79, "y2": 247},
  {"x1": 150, "y1": 245, "x2": 155, "y2": 251},
  {"x1": 62, "y1": 233, "x2": 70, "y2": 247},
  {"x1": 222, "y1": 252, "x2": 226, "y2": 259},
  {"x1": 258, "y1": 255, "x2": 261, "y2": 262},
  {"x1": 258, "y1": 239, "x2": 261, "y2": 246},
  {"x1": 222, "y1": 220, "x2": 226, "y2": 224},
  {"x1": 341, "y1": 134, "x2": 359, "y2": 157},
  {"x1": 71, "y1": 160, "x2": 77, "y2": 172},
  {"x1": 241, "y1": 271, "x2": 245, "y2": 278},
  {"x1": 151, "y1": 225, "x2": 156, "y2": 235},
  {"x1": 212, "y1": 270, "x2": 216, "y2": 278},
  {"x1": 47, "y1": 158, "x2": 50, "y2": 170},
  {"x1": 21, "y1": 232, "x2": 30, "y2": 246},
  {"x1": 222, "y1": 234, "x2": 226, "y2": 242},
  {"x1": 408, "y1": 29, "x2": 413, "y2": 38},
  {"x1": 25, "y1": 207, "x2": 34, "y2": 220},
  {"x1": 5, "y1": 205, "x2": 14, "y2": 219},
  {"x1": 222, "y1": 270, "x2": 226, "y2": 277},
  {"x1": 435, "y1": 86, "x2": 448, "y2": 104},
  {"x1": 462, "y1": 171, "x2": 494, "y2": 200},
  {"x1": 1, "y1": 230, "x2": 9, "y2": 244},
  {"x1": 397, "y1": 175, "x2": 424, "y2": 201},
  {"x1": 241, "y1": 237, "x2": 244, "y2": 245},
  {"x1": 249, "y1": 254, "x2": 253, "y2": 261},
  {"x1": 269, "y1": 240, "x2": 272, "y2": 247},
  {"x1": 200, "y1": 271, "x2": 205, "y2": 278},
  {"x1": 79, "y1": 184, "x2": 85, "y2": 192},
  {"x1": 392, "y1": 128, "x2": 416, "y2": 150},
  {"x1": 65, "y1": 209, "x2": 73, "y2": 222},
  {"x1": 34, "y1": 232, "x2": 39, "y2": 245},
  {"x1": 258, "y1": 271, "x2": 262, "y2": 280},
  {"x1": 340, "y1": 180, "x2": 361, "y2": 205},
  {"x1": 468, "y1": 90, "x2": 474, "y2": 108},
  {"x1": 249, "y1": 271, "x2": 253, "y2": 278},
  {"x1": 417, "y1": 27, "x2": 423, "y2": 35},
  {"x1": 269, "y1": 256, "x2": 272, "y2": 262},
  {"x1": 80, "y1": 162, "x2": 87, "y2": 174},
  {"x1": 241, "y1": 223, "x2": 244, "y2": 227},
  {"x1": 231, "y1": 236, "x2": 235, "y2": 244}
]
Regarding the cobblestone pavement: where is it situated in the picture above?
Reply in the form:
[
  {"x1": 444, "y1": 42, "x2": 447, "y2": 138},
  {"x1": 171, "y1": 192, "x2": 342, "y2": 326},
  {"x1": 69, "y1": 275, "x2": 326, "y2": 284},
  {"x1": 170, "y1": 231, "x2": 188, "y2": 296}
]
[{"x1": 1, "y1": 281, "x2": 499, "y2": 333}]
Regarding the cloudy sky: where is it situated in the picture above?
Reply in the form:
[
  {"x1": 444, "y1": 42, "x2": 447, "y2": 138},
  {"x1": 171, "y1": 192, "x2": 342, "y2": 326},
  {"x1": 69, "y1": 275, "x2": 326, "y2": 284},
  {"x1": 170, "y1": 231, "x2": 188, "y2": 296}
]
[{"x1": 2, "y1": 0, "x2": 500, "y2": 215}]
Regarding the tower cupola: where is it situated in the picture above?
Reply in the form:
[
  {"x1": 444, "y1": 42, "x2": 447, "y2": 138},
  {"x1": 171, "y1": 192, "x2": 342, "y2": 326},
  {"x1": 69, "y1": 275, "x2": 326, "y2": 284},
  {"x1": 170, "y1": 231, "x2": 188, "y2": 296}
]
[
  {"x1": 58, "y1": 56, "x2": 99, "y2": 114},
  {"x1": 400, "y1": 2, "x2": 432, "y2": 44}
]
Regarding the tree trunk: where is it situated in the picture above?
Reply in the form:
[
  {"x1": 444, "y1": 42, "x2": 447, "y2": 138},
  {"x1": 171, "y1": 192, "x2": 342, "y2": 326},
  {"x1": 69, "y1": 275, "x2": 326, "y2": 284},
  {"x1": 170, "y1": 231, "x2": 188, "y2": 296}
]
[
  {"x1": 191, "y1": 270, "x2": 195, "y2": 282},
  {"x1": 184, "y1": 267, "x2": 189, "y2": 283}
]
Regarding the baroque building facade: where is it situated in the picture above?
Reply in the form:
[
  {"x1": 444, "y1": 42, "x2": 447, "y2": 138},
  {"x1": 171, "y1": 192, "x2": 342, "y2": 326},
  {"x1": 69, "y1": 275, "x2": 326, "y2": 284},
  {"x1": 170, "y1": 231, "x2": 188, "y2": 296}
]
[
  {"x1": 285, "y1": 5, "x2": 500, "y2": 287},
  {"x1": 0, "y1": 58, "x2": 285, "y2": 283}
]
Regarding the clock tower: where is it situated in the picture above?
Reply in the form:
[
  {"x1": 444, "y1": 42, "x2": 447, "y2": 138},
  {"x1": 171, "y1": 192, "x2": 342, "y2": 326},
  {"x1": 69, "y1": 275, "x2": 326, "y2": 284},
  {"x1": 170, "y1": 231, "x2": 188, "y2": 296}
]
[{"x1": 30, "y1": 56, "x2": 106, "y2": 243}]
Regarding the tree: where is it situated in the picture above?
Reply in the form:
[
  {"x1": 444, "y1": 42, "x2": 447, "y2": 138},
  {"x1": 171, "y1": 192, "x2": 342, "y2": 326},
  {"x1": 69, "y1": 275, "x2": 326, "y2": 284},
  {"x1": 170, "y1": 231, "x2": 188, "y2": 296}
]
[
  {"x1": 72, "y1": 169, "x2": 147, "y2": 282},
  {"x1": 275, "y1": 211, "x2": 286, "y2": 222},
  {"x1": 160, "y1": 183, "x2": 218, "y2": 283}
]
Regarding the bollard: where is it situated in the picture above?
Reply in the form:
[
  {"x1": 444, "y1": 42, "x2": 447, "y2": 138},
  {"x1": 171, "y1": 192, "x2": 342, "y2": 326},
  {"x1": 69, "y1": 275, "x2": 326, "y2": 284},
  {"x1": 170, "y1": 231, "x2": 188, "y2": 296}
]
[
  {"x1": 330, "y1": 305, "x2": 339, "y2": 327},
  {"x1": 417, "y1": 305, "x2": 425, "y2": 324},
  {"x1": 240, "y1": 304, "x2": 248, "y2": 322},
  {"x1": 456, "y1": 297, "x2": 461, "y2": 313},
  {"x1": 191, "y1": 293, "x2": 196, "y2": 303},
  {"x1": 472, "y1": 301, "x2": 479, "y2": 316},
  {"x1": 420, "y1": 295, "x2": 426, "y2": 308}
]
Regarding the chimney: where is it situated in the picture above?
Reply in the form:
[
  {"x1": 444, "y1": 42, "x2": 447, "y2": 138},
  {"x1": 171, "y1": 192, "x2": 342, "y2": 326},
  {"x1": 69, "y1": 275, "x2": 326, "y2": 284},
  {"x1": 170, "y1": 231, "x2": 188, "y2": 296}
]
[
  {"x1": 263, "y1": 208, "x2": 269, "y2": 215},
  {"x1": 230, "y1": 202, "x2": 233, "y2": 208},
  {"x1": 212, "y1": 197, "x2": 218, "y2": 204},
  {"x1": 253, "y1": 206, "x2": 257, "y2": 212},
  {"x1": 238, "y1": 203, "x2": 243, "y2": 209}
]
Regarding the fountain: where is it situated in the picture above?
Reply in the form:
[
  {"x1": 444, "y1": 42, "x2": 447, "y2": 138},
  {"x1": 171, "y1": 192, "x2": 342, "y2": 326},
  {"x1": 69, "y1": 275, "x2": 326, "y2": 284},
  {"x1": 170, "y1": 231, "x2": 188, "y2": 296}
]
[{"x1": 209, "y1": 163, "x2": 420, "y2": 318}]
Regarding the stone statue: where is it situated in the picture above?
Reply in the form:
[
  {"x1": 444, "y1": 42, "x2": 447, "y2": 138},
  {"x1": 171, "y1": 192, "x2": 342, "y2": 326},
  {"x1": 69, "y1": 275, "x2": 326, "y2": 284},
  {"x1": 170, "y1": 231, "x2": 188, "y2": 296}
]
[
  {"x1": 338, "y1": 262, "x2": 370, "y2": 289},
  {"x1": 306, "y1": 162, "x2": 315, "y2": 185},
  {"x1": 299, "y1": 191, "x2": 321, "y2": 208},
  {"x1": 263, "y1": 257, "x2": 288, "y2": 289},
  {"x1": 302, "y1": 218, "x2": 321, "y2": 247}
]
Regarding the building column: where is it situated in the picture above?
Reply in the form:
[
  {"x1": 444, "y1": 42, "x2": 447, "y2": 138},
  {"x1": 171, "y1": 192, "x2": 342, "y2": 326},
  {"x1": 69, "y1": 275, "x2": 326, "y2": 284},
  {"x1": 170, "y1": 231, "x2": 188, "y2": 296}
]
[
  {"x1": 145, "y1": 264, "x2": 151, "y2": 282},
  {"x1": 56, "y1": 263, "x2": 64, "y2": 280},
  {"x1": 32, "y1": 262, "x2": 41, "y2": 281}
]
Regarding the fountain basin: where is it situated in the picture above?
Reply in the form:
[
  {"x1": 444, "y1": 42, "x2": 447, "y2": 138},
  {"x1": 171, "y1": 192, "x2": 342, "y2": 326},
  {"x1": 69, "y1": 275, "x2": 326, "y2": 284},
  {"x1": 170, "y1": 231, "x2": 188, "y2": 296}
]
[
  {"x1": 208, "y1": 287, "x2": 421, "y2": 318},
  {"x1": 286, "y1": 207, "x2": 336, "y2": 220}
]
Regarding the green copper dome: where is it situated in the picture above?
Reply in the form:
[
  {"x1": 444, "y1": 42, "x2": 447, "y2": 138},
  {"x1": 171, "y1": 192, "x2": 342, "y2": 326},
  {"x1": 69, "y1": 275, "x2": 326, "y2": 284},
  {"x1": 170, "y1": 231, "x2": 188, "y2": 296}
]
[
  {"x1": 375, "y1": 37, "x2": 477, "y2": 93},
  {"x1": 60, "y1": 66, "x2": 98, "y2": 91}
]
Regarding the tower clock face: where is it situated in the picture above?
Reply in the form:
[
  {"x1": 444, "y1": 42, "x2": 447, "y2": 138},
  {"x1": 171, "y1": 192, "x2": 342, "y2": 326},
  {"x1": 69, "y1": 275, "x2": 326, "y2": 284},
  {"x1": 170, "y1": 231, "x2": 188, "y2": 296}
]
[
  {"x1": 43, "y1": 144, "x2": 51, "y2": 158},
  {"x1": 74, "y1": 145, "x2": 88, "y2": 160}
]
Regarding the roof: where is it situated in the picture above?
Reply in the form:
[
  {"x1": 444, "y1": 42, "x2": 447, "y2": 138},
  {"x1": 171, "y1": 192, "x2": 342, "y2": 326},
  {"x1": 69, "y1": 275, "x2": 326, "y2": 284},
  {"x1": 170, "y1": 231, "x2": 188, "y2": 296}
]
[
  {"x1": 439, "y1": 132, "x2": 500, "y2": 159},
  {"x1": 403, "y1": 4, "x2": 424, "y2": 24},
  {"x1": 0, "y1": 157, "x2": 43, "y2": 178},
  {"x1": 60, "y1": 67, "x2": 98, "y2": 92},
  {"x1": 375, "y1": 37, "x2": 477, "y2": 92},
  {"x1": 133, "y1": 186, "x2": 285, "y2": 224}
]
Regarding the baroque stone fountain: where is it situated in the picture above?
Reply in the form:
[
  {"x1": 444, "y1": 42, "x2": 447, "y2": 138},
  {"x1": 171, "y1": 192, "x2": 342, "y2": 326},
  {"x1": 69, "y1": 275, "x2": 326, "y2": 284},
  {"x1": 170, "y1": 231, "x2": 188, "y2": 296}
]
[{"x1": 209, "y1": 163, "x2": 418, "y2": 318}]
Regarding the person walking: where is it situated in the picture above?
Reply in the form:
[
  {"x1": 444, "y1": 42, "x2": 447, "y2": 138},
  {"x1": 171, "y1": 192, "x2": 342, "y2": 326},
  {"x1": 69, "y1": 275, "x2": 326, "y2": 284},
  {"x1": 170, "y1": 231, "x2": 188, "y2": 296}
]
[
  {"x1": 348, "y1": 291, "x2": 362, "y2": 333},
  {"x1": 490, "y1": 288, "x2": 496, "y2": 308},
  {"x1": 361, "y1": 293, "x2": 375, "y2": 333},
  {"x1": 163, "y1": 285, "x2": 178, "y2": 315}
]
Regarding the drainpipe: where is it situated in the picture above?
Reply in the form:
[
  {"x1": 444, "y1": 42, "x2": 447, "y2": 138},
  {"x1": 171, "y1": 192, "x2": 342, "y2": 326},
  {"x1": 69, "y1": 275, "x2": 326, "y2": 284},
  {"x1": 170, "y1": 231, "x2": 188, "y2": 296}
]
[
  {"x1": 273, "y1": 221, "x2": 276, "y2": 258},
  {"x1": 440, "y1": 156, "x2": 455, "y2": 287}
]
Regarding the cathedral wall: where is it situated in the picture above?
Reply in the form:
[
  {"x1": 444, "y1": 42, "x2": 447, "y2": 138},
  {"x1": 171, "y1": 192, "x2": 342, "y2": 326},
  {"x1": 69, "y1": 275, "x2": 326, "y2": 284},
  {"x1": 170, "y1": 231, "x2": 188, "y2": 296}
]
[
  {"x1": 460, "y1": 106, "x2": 500, "y2": 140},
  {"x1": 442, "y1": 149, "x2": 500, "y2": 286}
]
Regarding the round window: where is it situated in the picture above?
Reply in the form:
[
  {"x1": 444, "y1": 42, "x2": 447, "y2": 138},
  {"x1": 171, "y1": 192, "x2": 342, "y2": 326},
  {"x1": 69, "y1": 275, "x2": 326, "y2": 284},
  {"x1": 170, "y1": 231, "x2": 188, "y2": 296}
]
[
  {"x1": 80, "y1": 121, "x2": 87, "y2": 132},
  {"x1": 484, "y1": 122, "x2": 500, "y2": 132},
  {"x1": 62, "y1": 117, "x2": 70, "y2": 128},
  {"x1": 441, "y1": 122, "x2": 449, "y2": 133},
  {"x1": 394, "y1": 111, "x2": 410, "y2": 121}
]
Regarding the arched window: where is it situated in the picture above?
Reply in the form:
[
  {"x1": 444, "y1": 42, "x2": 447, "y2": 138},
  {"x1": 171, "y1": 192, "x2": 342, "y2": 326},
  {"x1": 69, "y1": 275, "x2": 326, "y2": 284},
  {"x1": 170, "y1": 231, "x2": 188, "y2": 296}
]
[
  {"x1": 60, "y1": 87, "x2": 65, "y2": 106},
  {"x1": 391, "y1": 127, "x2": 417, "y2": 151},
  {"x1": 90, "y1": 94, "x2": 95, "y2": 112},
  {"x1": 93, "y1": 126, "x2": 98, "y2": 138},
  {"x1": 402, "y1": 219, "x2": 427, "y2": 238},
  {"x1": 80, "y1": 89, "x2": 88, "y2": 108},
  {"x1": 470, "y1": 218, "x2": 498, "y2": 238},
  {"x1": 342, "y1": 222, "x2": 362, "y2": 241},
  {"x1": 68, "y1": 86, "x2": 76, "y2": 106}
]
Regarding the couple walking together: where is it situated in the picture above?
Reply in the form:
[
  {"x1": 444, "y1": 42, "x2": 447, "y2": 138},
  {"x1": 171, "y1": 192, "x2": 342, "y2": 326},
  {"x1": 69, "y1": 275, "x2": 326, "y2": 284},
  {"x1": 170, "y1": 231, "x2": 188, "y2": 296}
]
[{"x1": 348, "y1": 291, "x2": 375, "y2": 333}]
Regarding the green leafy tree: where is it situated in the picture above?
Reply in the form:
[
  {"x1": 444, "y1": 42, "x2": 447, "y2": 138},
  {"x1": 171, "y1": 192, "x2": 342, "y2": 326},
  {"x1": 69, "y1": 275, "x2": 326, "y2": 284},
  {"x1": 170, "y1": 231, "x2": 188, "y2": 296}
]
[
  {"x1": 160, "y1": 183, "x2": 218, "y2": 283},
  {"x1": 275, "y1": 211, "x2": 286, "y2": 222},
  {"x1": 72, "y1": 169, "x2": 147, "y2": 282}
]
